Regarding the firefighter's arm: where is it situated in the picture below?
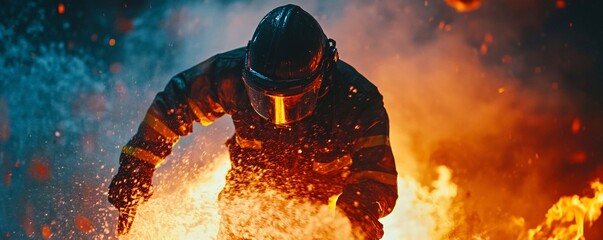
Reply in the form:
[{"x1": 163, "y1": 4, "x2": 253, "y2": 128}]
[
  {"x1": 337, "y1": 95, "x2": 398, "y2": 239},
  {"x1": 108, "y1": 56, "x2": 225, "y2": 234}
]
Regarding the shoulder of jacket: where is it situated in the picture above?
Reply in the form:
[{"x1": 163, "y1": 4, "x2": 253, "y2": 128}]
[{"x1": 335, "y1": 60, "x2": 381, "y2": 100}]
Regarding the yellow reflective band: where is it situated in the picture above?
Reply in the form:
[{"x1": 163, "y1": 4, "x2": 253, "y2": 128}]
[
  {"x1": 122, "y1": 146, "x2": 164, "y2": 166},
  {"x1": 143, "y1": 114, "x2": 179, "y2": 140},
  {"x1": 273, "y1": 96, "x2": 287, "y2": 125},
  {"x1": 346, "y1": 171, "x2": 398, "y2": 186},
  {"x1": 187, "y1": 98, "x2": 214, "y2": 126},
  {"x1": 313, "y1": 154, "x2": 353, "y2": 175},
  {"x1": 353, "y1": 135, "x2": 389, "y2": 153},
  {"x1": 235, "y1": 134, "x2": 262, "y2": 150},
  {"x1": 328, "y1": 193, "x2": 342, "y2": 210}
]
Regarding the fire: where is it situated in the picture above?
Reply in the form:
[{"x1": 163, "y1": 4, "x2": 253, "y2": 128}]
[
  {"x1": 521, "y1": 180, "x2": 603, "y2": 240},
  {"x1": 120, "y1": 150, "x2": 459, "y2": 239},
  {"x1": 382, "y1": 166, "x2": 459, "y2": 240},
  {"x1": 443, "y1": 0, "x2": 482, "y2": 13},
  {"x1": 121, "y1": 154, "x2": 230, "y2": 239}
]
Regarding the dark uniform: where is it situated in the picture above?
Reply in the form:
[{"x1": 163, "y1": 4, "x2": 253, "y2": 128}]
[{"x1": 109, "y1": 4, "x2": 398, "y2": 240}]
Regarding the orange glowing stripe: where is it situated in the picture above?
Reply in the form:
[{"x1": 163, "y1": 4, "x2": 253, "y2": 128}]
[
  {"x1": 313, "y1": 154, "x2": 353, "y2": 175},
  {"x1": 273, "y1": 96, "x2": 287, "y2": 125},
  {"x1": 353, "y1": 135, "x2": 389, "y2": 153},
  {"x1": 346, "y1": 170, "x2": 397, "y2": 186},
  {"x1": 143, "y1": 114, "x2": 179, "y2": 140},
  {"x1": 122, "y1": 146, "x2": 164, "y2": 166},
  {"x1": 235, "y1": 134, "x2": 262, "y2": 150},
  {"x1": 328, "y1": 193, "x2": 342, "y2": 210},
  {"x1": 187, "y1": 98, "x2": 213, "y2": 126}
]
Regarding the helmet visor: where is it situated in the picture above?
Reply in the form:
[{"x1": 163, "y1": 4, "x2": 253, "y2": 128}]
[{"x1": 243, "y1": 71, "x2": 322, "y2": 125}]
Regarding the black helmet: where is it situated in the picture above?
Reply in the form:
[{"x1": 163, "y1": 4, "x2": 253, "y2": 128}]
[{"x1": 243, "y1": 4, "x2": 338, "y2": 125}]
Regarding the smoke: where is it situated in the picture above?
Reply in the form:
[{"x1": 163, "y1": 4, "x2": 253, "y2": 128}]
[{"x1": 1, "y1": 0, "x2": 602, "y2": 239}]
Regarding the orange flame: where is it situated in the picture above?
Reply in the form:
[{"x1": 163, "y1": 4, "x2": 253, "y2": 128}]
[
  {"x1": 522, "y1": 180, "x2": 603, "y2": 240},
  {"x1": 382, "y1": 166, "x2": 459, "y2": 239}
]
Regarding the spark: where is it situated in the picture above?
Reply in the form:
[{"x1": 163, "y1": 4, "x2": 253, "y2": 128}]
[{"x1": 58, "y1": 3, "x2": 65, "y2": 14}]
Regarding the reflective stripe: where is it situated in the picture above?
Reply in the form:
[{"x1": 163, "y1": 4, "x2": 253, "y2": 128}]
[
  {"x1": 188, "y1": 98, "x2": 217, "y2": 126},
  {"x1": 122, "y1": 146, "x2": 164, "y2": 166},
  {"x1": 143, "y1": 114, "x2": 179, "y2": 140},
  {"x1": 328, "y1": 193, "x2": 342, "y2": 210},
  {"x1": 235, "y1": 134, "x2": 262, "y2": 150},
  {"x1": 346, "y1": 170, "x2": 397, "y2": 186},
  {"x1": 353, "y1": 135, "x2": 389, "y2": 153},
  {"x1": 273, "y1": 96, "x2": 287, "y2": 125},
  {"x1": 313, "y1": 154, "x2": 353, "y2": 175}
]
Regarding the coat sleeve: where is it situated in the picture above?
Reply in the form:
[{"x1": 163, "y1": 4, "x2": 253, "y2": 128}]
[
  {"x1": 120, "y1": 55, "x2": 226, "y2": 168},
  {"x1": 337, "y1": 94, "x2": 398, "y2": 219}
]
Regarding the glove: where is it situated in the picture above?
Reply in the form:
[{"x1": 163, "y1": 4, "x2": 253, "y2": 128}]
[
  {"x1": 108, "y1": 155, "x2": 155, "y2": 235},
  {"x1": 338, "y1": 201, "x2": 384, "y2": 240}
]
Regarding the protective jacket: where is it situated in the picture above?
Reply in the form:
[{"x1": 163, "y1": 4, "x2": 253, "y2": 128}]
[{"x1": 120, "y1": 47, "x2": 398, "y2": 237}]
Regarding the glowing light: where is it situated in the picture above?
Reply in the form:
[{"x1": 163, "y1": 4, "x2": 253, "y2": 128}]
[
  {"x1": 498, "y1": 87, "x2": 505, "y2": 94},
  {"x1": 502, "y1": 55, "x2": 513, "y2": 64},
  {"x1": 109, "y1": 38, "x2": 116, "y2": 46},
  {"x1": 75, "y1": 215, "x2": 95, "y2": 234},
  {"x1": 571, "y1": 118, "x2": 581, "y2": 134},
  {"x1": 556, "y1": 0, "x2": 567, "y2": 9},
  {"x1": 570, "y1": 151, "x2": 587, "y2": 164},
  {"x1": 484, "y1": 33, "x2": 494, "y2": 44},
  {"x1": 41, "y1": 225, "x2": 52, "y2": 239},
  {"x1": 443, "y1": 0, "x2": 482, "y2": 13},
  {"x1": 29, "y1": 159, "x2": 50, "y2": 182},
  {"x1": 57, "y1": 3, "x2": 65, "y2": 14}
]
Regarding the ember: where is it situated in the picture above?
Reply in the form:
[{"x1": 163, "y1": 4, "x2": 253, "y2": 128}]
[
  {"x1": 41, "y1": 225, "x2": 52, "y2": 239},
  {"x1": 29, "y1": 159, "x2": 50, "y2": 182},
  {"x1": 443, "y1": 0, "x2": 482, "y2": 13},
  {"x1": 75, "y1": 215, "x2": 95, "y2": 234},
  {"x1": 57, "y1": 3, "x2": 65, "y2": 15}
]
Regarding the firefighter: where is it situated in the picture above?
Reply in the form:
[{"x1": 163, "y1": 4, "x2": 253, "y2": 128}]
[{"x1": 108, "y1": 4, "x2": 398, "y2": 239}]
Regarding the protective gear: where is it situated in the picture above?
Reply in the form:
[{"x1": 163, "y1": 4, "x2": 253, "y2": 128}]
[
  {"x1": 338, "y1": 200, "x2": 384, "y2": 240},
  {"x1": 108, "y1": 155, "x2": 155, "y2": 235},
  {"x1": 243, "y1": 4, "x2": 338, "y2": 125}
]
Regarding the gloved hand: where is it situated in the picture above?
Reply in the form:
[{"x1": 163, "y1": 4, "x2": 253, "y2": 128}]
[
  {"x1": 338, "y1": 201, "x2": 384, "y2": 240},
  {"x1": 108, "y1": 156, "x2": 155, "y2": 235}
]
